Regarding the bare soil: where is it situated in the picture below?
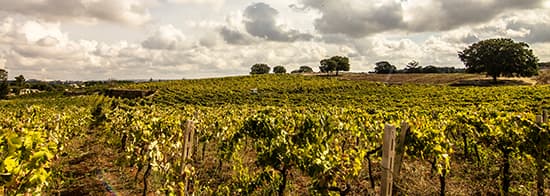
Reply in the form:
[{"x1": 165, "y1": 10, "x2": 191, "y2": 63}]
[
  {"x1": 48, "y1": 129, "x2": 139, "y2": 196},
  {"x1": 326, "y1": 73, "x2": 539, "y2": 86}
]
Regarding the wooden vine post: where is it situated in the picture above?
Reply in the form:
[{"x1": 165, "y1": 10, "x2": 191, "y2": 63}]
[
  {"x1": 381, "y1": 124, "x2": 396, "y2": 196},
  {"x1": 182, "y1": 120, "x2": 196, "y2": 196},
  {"x1": 393, "y1": 122, "x2": 410, "y2": 190},
  {"x1": 535, "y1": 110, "x2": 547, "y2": 196}
]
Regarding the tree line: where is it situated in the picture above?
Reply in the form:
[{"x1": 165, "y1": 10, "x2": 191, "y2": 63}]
[
  {"x1": 251, "y1": 38, "x2": 542, "y2": 83},
  {"x1": 250, "y1": 56, "x2": 350, "y2": 75},
  {"x1": 250, "y1": 64, "x2": 316, "y2": 75},
  {"x1": 1, "y1": 37, "x2": 544, "y2": 99},
  {"x1": 372, "y1": 60, "x2": 466, "y2": 74},
  {"x1": 0, "y1": 70, "x2": 27, "y2": 99},
  {"x1": 0, "y1": 70, "x2": 74, "y2": 99}
]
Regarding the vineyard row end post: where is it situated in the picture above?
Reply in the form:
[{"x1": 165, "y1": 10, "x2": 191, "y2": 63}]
[
  {"x1": 535, "y1": 110, "x2": 547, "y2": 196},
  {"x1": 182, "y1": 120, "x2": 196, "y2": 196},
  {"x1": 393, "y1": 121, "x2": 410, "y2": 192},
  {"x1": 381, "y1": 124, "x2": 396, "y2": 196}
]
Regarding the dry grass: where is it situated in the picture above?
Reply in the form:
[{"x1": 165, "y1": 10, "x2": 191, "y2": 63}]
[
  {"x1": 336, "y1": 73, "x2": 484, "y2": 84},
  {"x1": 536, "y1": 70, "x2": 550, "y2": 84},
  {"x1": 327, "y1": 73, "x2": 538, "y2": 86}
]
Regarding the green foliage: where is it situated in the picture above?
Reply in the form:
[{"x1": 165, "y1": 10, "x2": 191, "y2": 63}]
[
  {"x1": 401, "y1": 61, "x2": 465, "y2": 74},
  {"x1": 28, "y1": 82, "x2": 55, "y2": 92},
  {"x1": 458, "y1": 38, "x2": 539, "y2": 82},
  {"x1": 0, "y1": 102, "x2": 92, "y2": 194},
  {"x1": 250, "y1": 64, "x2": 271, "y2": 75},
  {"x1": 374, "y1": 61, "x2": 397, "y2": 74},
  {"x1": 0, "y1": 69, "x2": 7, "y2": 99},
  {"x1": 291, "y1": 66, "x2": 314, "y2": 73},
  {"x1": 120, "y1": 74, "x2": 550, "y2": 112},
  {"x1": 0, "y1": 69, "x2": 6, "y2": 81},
  {"x1": 13, "y1": 75, "x2": 26, "y2": 95},
  {"x1": 3, "y1": 74, "x2": 550, "y2": 195},
  {"x1": 273, "y1": 66, "x2": 287, "y2": 74},
  {"x1": 15, "y1": 75, "x2": 25, "y2": 87},
  {"x1": 320, "y1": 56, "x2": 350, "y2": 76},
  {"x1": 404, "y1": 60, "x2": 421, "y2": 73}
]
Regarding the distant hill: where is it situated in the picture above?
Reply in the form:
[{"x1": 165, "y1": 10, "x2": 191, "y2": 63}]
[{"x1": 540, "y1": 62, "x2": 550, "y2": 70}]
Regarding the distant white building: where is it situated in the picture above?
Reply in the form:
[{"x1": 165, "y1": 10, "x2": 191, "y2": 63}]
[
  {"x1": 70, "y1": 83, "x2": 82, "y2": 88},
  {"x1": 19, "y1": 89, "x2": 41, "y2": 95}
]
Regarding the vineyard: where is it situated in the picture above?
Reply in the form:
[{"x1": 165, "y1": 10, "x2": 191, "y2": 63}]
[{"x1": 1, "y1": 74, "x2": 550, "y2": 195}]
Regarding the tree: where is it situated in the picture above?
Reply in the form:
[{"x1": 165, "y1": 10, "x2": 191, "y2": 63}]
[
  {"x1": 291, "y1": 66, "x2": 314, "y2": 73},
  {"x1": 297, "y1": 66, "x2": 314, "y2": 73},
  {"x1": 250, "y1": 64, "x2": 270, "y2": 75},
  {"x1": 319, "y1": 59, "x2": 335, "y2": 74},
  {"x1": 404, "y1": 60, "x2": 421, "y2": 73},
  {"x1": 319, "y1": 56, "x2": 350, "y2": 76},
  {"x1": 15, "y1": 75, "x2": 25, "y2": 86},
  {"x1": 273, "y1": 66, "x2": 287, "y2": 74},
  {"x1": 422, "y1": 65, "x2": 439, "y2": 73},
  {"x1": 0, "y1": 69, "x2": 8, "y2": 99},
  {"x1": 14, "y1": 75, "x2": 25, "y2": 95},
  {"x1": 458, "y1": 38, "x2": 539, "y2": 82},
  {"x1": 374, "y1": 61, "x2": 396, "y2": 74}
]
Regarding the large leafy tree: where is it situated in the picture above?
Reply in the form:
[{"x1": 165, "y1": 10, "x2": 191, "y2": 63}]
[
  {"x1": 291, "y1": 66, "x2": 314, "y2": 73},
  {"x1": 273, "y1": 66, "x2": 287, "y2": 74},
  {"x1": 374, "y1": 61, "x2": 396, "y2": 74},
  {"x1": 14, "y1": 74, "x2": 25, "y2": 95},
  {"x1": 0, "y1": 69, "x2": 8, "y2": 99},
  {"x1": 458, "y1": 38, "x2": 539, "y2": 82},
  {"x1": 319, "y1": 56, "x2": 350, "y2": 76},
  {"x1": 319, "y1": 59, "x2": 335, "y2": 74},
  {"x1": 298, "y1": 66, "x2": 314, "y2": 73},
  {"x1": 250, "y1": 64, "x2": 271, "y2": 75}
]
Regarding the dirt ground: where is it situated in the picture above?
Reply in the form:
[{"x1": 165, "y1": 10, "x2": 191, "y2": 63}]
[
  {"x1": 48, "y1": 129, "x2": 139, "y2": 196},
  {"x1": 331, "y1": 73, "x2": 539, "y2": 86}
]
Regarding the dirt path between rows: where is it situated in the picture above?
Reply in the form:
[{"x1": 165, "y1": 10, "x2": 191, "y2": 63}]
[{"x1": 49, "y1": 129, "x2": 138, "y2": 196}]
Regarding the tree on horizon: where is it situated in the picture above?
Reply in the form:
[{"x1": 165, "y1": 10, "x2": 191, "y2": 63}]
[{"x1": 458, "y1": 38, "x2": 539, "y2": 82}]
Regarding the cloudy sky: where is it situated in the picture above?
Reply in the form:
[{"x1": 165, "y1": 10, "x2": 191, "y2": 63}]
[{"x1": 1, "y1": 0, "x2": 550, "y2": 80}]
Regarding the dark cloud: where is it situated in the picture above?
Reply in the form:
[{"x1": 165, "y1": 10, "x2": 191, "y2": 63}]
[
  {"x1": 219, "y1": 26, "x2": 254, "y2": 45},
  {"x1": 300, "y1": 0, "x2": 404, "y2": 38},
  {"x1": 242, "y1": 2, "x2": 313, "y2": 42},
  {"x1": 0, "y1": 0, "x2": 150, "y2": 25},
  {"x1": 408, "y1": 0, "x2": 544, "y2": 31},
  {"x1": 507, "y1": 20, "x2": 550, "y2": 43},
  {"x1": 298, "y1": 0, "x2": 545, "y2": 38}
]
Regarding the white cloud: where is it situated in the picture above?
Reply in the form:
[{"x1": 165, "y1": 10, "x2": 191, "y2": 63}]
[
  {"x1": 36, "y1": 36, "x2": 59, "y2": 47},
  {"x1": 532, "y1": 43, "x2": 550, "y2": 61},
  {"x1": 0, "y1": 56, "x2": 6, "y2": 69},
  {"x1": 18, "y1": 20, "x2": 67, "y2": 43},
  {"x1": 142, "y1": 25, "x2": 193, "y2": 50},
  {"x1": 1, "y1": 1, "x2": 550, "y2": 80}
]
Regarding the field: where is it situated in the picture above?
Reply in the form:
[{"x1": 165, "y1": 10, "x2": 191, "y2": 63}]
[{"x1": 1, "y1": 73, "x2": 550, "y2": 195}]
